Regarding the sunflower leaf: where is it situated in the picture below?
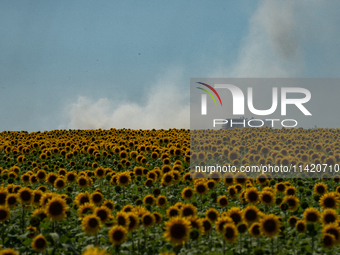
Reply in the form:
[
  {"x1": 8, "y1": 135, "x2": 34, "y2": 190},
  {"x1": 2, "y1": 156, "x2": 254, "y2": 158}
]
[{"x1": 49, "y1": 232, "x2": 60, "y2": 244}]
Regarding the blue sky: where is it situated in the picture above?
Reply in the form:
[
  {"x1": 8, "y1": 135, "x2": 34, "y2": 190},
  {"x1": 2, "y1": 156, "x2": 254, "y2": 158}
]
[{"x1": 0, "y1": 1, "x2": 339, "y2": 131}]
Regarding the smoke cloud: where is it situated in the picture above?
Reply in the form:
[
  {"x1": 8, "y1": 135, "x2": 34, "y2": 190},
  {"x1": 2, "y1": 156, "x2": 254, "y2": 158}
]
[
  {"x1": 61, "y1": 68, "x2": 190, "y2": 130},
  {"x1": 61, "y1": 1, "x2": 340, "y2": 129}
]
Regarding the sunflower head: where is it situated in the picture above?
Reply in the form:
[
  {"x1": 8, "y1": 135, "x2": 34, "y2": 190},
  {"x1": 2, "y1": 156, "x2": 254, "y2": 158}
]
[
  {"x1": 245, "y1": 187, "x2": 260, "y2": 204},
  {"x1": 303, "y1": 208, "x2": 320, "y2": 223},
  {"x1": 116, "y1": 211, "x2": 130, "y2": 228},
  {"x1": 0, "y1": 206, "x2": 11, "y2": 223},
  {"x1": 249, "y1": 222, "x2": 261, "y2": 238},
  {"x1": 164, "y1": 216, "x2": 191, "y2": 246},
  {"x1": 259, "y1": 214, "x2": 281, "y2": 238},
  {"x1": 45, "y1": 197, "x2": 69, "y2": 222},
  {"x1": 223, "y1": 223, "x2": 238, "y2": 243},
  {"x1": 82, "y1": 214, "x2": 101, "y2": 236},
  {"x1": 108, "y1": 225, "x2": 128, "y2": 246},
  {"x1": 181, "y1": 204, "x2": 197, "y2": 218},
  {"x1": 243, "y1": 205, "x2": 260, "y2": 225},
  {"x1": 320, "y1": 192, "x2": 340, "y2": 209},
  {"x1": 31, "y1": 234, "x2": 47, "y2": 252},
  {"x1": 94, "y1": 206, "x2": 111, "y2": 223},
  {"x1": 18, "y1": 187, "x2": 34, "y2": 205},
  {"x1": 181, "y1": 187, "x2": 194, "y2": 200}
]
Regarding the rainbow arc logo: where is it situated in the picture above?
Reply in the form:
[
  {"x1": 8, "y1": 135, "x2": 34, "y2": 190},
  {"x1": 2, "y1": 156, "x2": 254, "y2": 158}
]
[{"x1": 196, "y1": 82, "x2": 223, "y2": 106}]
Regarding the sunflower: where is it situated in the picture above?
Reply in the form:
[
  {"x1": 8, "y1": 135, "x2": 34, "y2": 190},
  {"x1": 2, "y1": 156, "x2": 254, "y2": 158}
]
[
  {"x1": 228, "y1": 186, "x2": 238, "y2": 199},
  {"x1": 259, "y1": 214, "x2": 281, "y2": 238},
  {"x1": 75, "y1": 192, "x2": 91, "y2": 207},
  {"x1": 82, "y1": 214, "x2": 101, "y2": 235},
  {"x1": 296, "y1": 220, "x2": 306, "y2": 233},
  {"x1": 54, "y1": 178, "x2": 66, "y2": 190},
  {"x1": 78, "y1": 203, "x2": 95, "y2": 219},
  {"x1": 90, "y1": 192, "x2": 104, "y2": 206},
  {"x1": 144, "y1": 178, "x2": 153, "y2": 187},
  {"x1": 0, "y1": 189, "x2": 7, "y2": 206},
  {"x1": 116, "y1": 211, "x2": 130, "y2": 228},
  {"x1": 256, "y1": 174, "x2": 268, "y2": 186},
  {"x1": 21, "y1": 173, "x2": 31, "y2": 184},
  {"x1": 321, "y1": 209, "x2": 339, "y2": 226},
  {"x1": 285, "y1": 186, "x2": 297, "y2": 196},
  {"x1": 199, "y1": 217, "x2": 212, "y2": 234},
  {"x1": 223, "y1": 223, "x2": 238, "y2": 243},
  {"x1": 32, "y1": 190, "x2": 43, "y2": 207},
  {"x1": 205, "y1": 208, "x2": 219, "y2": 222},
  {"x1": 164, "y1": 216, "x2": 191, "y2": 246},
  {"x1": 243, "y1": 205, "x2": 260, "y2": 225},
  {"x1": 40, "y1": 192, "x2": 53, "y2": 207},
  {"x1": 38, "y1": 186, "x2": 47, "y2": 193},
  {"x1": 215, "y1": 216, "x2": 233, "y2": 234},
  {"x1": 77, "y1": 176, "x2": 89, "y2": 188},
  {"x1": 29, "y1": 174, "x2": 38, "y2": 185},
  {"x1": 167, "y1": 206, "x2": 181, "y2": 218},
  {"x1": 126, "y1": 212, "x2": 139, "y2": 232},
  {"x1": 260, "y1": 191, "x2": 275, "y2": 206},
  {"x1": 249, "y1": 222, "x2": 261, "y2": 238},
  {"x1": 65, "y1": 171, "x2": 77, "y2": 183},
  {"x1": 6, "y1": 194, "x2": 18, "y2": 209},
  {"x1": 122, "y1": 205, "x2": 134, "y2": 213},
  {"x1": 0, "y1": 248, "x2": 19, "y2": 255},
  {"x1": 142, "y1": 213, "x2": 155, "y2": 229},
  {"x1": 143, "y1": 194, "x2": 156, "y2": 206},
  {"x1": 108, "y1": 225, "x2": 128, "y2": 246},
  {"x1": 228, "y1": 207, "x2": 243, "y2": 225},
  {"x1": 45, "y1": 197, "x2": 69, "y2": 221},
  {"x1": 32, "y1": 208, "x2": 47, "y2": 221},
  {"x1": 26, "y1": 225, "x2": 37, "y2": 238},
  {"x1": 117, "y1": 172, "x2": 131, "y2": 187},
  {"x1": 217, "y1": 195, "x2": 229, "y2": 207},
  {"x1": 244, "y1": 187, "x2": 260, "y2": 205},
  {"x1": 320, "y1": 192, "x2": 339, "y2": 209},
  {"x1": 82, "y1": 246, "x2": 110, "y2": 255},
  {"x1": 322, "y1": 223, "x2": 340, "y2": 245},
  {"x1": 153, "y1": 212, "x2": 163, "y2": 225},
  {"x1": 206, "y1": 180, "x2": 216, "y2": 190},
  {"x1": 156, "y1": 195, "x2": 167, "y2": 208},
  {"x1": 303, "y1": 208, "x2": 320, "y2": 223},
  {"x1": 322, "y1": 233, "x2": 336, "y2": 249},
  {"x1": 18, "y1": 187, "x2": 33, "y2": 205},
  {"x1": 102, "y1": 200, "x2": 115, "y2": 211},
  {"x1": 95, "y1": 167, "x2": 106, "y2": 179},
  {"x1": 0, "y1": 206, "x2": 10, "y2": 223},
  {"x1": 94, "y1": 206, "x2": 111, "y2": 223},
  {"x1": 31, "y1": 234, "x2": 47, "y2": 252},
  {"x1": 46, "y1": 172, "x2": 58, "y2": 186},
  {"x1": 283, "y1": 196, "x2": 299, "y2": 212},
  {"x1": 275, "y1": 182, "x2": 286, "y2": 193},
  {"x1": 314, "y1": 182, "x2": 328, "y2": 195},
  {"x1": 162, "y1": 172, "x2": 174, "y2": 186},
  {"x1": 133, "y1": 205, "x2": 148, "y2": 218},
  {"x1": 194, "y1": 181, "x2": 208, "y2": 196},
  {"x1": 288, "y1": 216, "x2": 298, "y2": 227},
  {"x1": 181, "y1": 204, "x2": 197, "y2": 218},
  {"x1": 181, "y1": 187, "x2": 194, "y2": 200}
]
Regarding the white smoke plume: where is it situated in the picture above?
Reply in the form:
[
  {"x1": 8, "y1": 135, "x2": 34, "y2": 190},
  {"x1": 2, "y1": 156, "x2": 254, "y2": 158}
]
[{"x1": 61, "y1": 68, "x2": 190, "y2": 130}]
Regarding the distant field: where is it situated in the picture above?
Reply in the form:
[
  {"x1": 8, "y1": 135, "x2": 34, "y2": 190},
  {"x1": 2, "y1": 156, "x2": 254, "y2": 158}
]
[{"x1": 0, "y1": 128, "x2": 339, "y2": 255}]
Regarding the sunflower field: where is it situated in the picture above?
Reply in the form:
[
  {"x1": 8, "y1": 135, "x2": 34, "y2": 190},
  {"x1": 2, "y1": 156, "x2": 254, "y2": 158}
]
[{"x1": 0, "y1": 127, "x2": 339, "y2": 254}]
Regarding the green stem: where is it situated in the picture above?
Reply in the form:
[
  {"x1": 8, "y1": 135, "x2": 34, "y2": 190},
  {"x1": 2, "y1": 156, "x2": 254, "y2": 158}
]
[
  {"x1": 271, "y1": 238, "x2": 274, "y2": 255},
  {"x1": 21, "y1": 205, "x2": 26, "y2": 234},
  {"x1": 223, "y1": 239, "x2": 226, "y2": 255}
]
